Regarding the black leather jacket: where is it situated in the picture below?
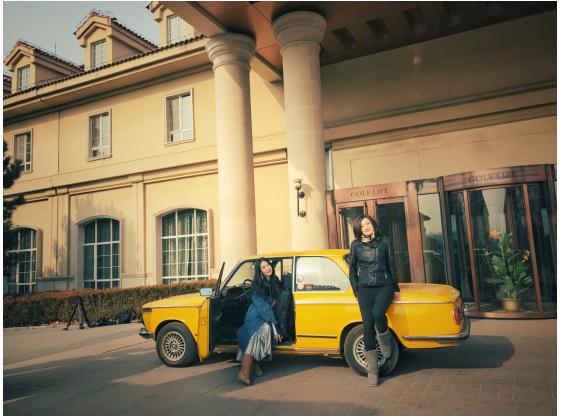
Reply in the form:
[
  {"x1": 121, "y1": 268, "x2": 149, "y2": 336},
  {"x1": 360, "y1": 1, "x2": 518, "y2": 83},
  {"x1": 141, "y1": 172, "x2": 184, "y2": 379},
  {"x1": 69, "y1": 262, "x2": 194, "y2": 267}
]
[{"x1": 348, "y1": 236, "x2": 400, "y2": 293}]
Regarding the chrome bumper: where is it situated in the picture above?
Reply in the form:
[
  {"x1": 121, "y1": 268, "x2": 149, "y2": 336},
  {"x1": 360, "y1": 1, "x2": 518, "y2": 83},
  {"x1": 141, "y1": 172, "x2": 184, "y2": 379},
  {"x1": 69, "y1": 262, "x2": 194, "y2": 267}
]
[
  {"x1": 139, "y1": 327, "x2": 154, "y2": 340},
  {"x1": 402, "y1": 317, "x2": 470, "y2": 342}
]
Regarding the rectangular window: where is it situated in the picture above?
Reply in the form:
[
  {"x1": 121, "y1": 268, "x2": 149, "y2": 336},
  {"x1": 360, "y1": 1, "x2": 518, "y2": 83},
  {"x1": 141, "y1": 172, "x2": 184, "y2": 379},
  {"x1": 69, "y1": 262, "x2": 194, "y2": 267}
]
[
  {"x1": 167, "y1": 92, "x2": 193, "y2": 143},
  {"x1": 167, "y1": 15, "x2": 188, "y2": 44},
  {"x1": 91, "y1": 40, "x2": 107, "y2": 68},
  {"x1": 14, "y1": 131, "x2": 32, "y2": 172},
  {"x1": 161, "y1": 209, "x2": 209, "y2": 284},
  {"x1": 89, "y1": 112, "x2": 111, "y2": 158},
  {"x1": 17, "y1": 65, "x2": 30, "y2": 91}
]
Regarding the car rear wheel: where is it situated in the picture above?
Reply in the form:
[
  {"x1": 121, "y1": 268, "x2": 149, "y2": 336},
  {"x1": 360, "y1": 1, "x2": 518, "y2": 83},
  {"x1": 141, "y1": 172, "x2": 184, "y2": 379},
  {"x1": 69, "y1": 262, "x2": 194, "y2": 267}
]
[
  {"x1": 343, "y1": 324, "x2": 399, "y2": 377},
  {"x1": 156, "y1": 322, "x2": 198, "y2": 367}
]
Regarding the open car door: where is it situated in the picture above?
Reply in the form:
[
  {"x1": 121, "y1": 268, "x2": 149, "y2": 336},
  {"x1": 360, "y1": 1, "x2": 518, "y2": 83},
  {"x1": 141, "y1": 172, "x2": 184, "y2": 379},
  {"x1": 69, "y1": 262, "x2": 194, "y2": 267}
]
[{"x1": 198, "y1": 262, "x2": 225, "y2": 359}]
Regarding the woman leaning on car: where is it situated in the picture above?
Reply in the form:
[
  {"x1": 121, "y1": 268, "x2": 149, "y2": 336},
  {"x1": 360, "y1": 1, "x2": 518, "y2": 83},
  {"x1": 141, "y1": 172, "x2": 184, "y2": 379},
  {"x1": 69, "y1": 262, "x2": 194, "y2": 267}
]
[{"x1": 348, "y1": 214, "x2": 400, "y2": 387}]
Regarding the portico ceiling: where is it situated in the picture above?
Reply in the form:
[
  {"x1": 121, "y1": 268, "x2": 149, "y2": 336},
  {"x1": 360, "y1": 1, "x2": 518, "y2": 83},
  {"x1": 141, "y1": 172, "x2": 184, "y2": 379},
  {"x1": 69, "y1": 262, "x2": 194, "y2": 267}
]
[{"x1": 164, "y1": 1, "x2": 555, "y2": 79}]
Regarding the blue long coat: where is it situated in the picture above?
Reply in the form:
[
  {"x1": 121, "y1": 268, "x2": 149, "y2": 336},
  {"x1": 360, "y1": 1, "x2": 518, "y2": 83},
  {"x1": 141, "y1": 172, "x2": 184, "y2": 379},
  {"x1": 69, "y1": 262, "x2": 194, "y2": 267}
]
[{"x1": 237, "y1": 292, "x2": 278, "y2": 352}]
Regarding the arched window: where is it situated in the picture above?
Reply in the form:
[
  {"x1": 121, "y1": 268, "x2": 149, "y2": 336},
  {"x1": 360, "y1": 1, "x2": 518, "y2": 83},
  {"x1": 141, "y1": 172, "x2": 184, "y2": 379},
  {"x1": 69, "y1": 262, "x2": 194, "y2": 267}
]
[
  {"x1": 7, "y1": 228, "x2": 37, "y2": 294},
  {"x1": 83, "y1": 218, "x2": 120, "y2": 289},
  {"x1": 161, "y1": 209, "x2": 209, "y2": 283}
]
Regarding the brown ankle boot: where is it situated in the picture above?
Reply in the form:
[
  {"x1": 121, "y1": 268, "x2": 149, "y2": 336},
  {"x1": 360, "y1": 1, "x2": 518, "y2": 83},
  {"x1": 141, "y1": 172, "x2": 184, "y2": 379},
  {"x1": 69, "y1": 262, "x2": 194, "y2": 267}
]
[
  {"x1": 366, "y1": 350, "x2": 379, "y2": 387},
  {"x1": 253, "y1": 362, "x2": 264, "y2": 377},
  {"x1": 238, "y1": 354, "x2": 253, "y2": 385}
]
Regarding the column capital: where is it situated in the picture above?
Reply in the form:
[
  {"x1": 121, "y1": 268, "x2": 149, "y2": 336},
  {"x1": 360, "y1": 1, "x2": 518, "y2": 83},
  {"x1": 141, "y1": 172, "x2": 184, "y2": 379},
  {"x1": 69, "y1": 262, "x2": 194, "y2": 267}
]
[
  {"x1": 272, "y1": 11, "x2": 327, "y2": 51},
  {"x1": 205, "y1": 33, "x2": 256, "y2": 71}
]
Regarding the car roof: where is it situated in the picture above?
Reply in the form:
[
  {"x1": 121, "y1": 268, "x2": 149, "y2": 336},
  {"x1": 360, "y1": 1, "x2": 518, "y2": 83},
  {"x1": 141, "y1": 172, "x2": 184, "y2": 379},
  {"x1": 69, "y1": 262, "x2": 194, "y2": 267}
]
[{"x1": 244, "y1": 249, "x2": 349, "y2": 259}]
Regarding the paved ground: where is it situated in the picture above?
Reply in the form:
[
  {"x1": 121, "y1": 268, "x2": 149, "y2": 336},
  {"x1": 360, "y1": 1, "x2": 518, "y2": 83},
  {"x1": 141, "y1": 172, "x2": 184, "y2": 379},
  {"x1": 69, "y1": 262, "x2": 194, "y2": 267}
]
[{"x1": 3, "y1": 319, "x2": 556, "y2": 415}]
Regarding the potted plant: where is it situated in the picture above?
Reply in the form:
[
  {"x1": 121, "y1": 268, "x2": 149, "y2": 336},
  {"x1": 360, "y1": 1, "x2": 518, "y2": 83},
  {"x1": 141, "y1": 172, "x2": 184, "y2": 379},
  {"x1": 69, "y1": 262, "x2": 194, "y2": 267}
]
[{"x1": 485, "y1": 231, "x2": 534, "y2": 312}]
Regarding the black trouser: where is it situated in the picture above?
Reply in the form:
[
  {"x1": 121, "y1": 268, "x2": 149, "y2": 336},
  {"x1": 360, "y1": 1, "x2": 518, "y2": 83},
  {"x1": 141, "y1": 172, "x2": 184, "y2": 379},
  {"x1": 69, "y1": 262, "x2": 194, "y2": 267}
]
[{"x1": 356, "y1": 284, "x2": 395, "y2": 351}]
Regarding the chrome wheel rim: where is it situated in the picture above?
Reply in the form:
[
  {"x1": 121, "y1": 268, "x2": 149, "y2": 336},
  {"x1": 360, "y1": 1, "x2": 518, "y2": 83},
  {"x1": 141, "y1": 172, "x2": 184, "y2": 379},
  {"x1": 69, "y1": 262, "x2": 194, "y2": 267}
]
[
  {"x1": 162, "y1": 331, "x2": 186, "y2": 362},
  {"x1": 352, "y1": 333, "x2": 384, "y2": 369}
]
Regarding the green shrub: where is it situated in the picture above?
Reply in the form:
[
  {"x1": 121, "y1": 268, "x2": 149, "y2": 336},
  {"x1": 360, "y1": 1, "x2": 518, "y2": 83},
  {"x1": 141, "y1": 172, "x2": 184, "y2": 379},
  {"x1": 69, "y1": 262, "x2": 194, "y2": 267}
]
[{"x1": 3, "y1": 280, "x2": 217, "y2": 328}]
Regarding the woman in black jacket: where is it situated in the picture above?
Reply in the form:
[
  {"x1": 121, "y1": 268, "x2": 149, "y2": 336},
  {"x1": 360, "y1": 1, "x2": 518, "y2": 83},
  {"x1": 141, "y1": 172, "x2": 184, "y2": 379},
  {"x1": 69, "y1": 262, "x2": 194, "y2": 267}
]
[{"x1": 348, "y1": 214, "x2": 400, "y2": 387}]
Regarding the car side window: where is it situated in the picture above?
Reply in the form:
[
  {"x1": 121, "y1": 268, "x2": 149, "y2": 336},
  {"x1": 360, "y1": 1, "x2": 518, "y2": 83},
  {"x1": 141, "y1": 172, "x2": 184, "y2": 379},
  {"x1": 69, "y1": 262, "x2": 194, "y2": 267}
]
[
  {"x1": 294, "y1": 256, "x2": 350, "y2": 292},
  {"x1": 273, "y1": 258, "x2": 294, "y2": 291},
  {"x1": 224, "y1": 260, "x2": 255, "y2": 289}
]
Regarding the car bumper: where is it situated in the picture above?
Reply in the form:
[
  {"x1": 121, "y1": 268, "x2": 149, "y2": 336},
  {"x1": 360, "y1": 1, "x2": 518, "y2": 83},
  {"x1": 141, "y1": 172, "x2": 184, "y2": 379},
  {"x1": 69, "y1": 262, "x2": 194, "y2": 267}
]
[
  {"x1": 139, "y1": 327, "x2": 154, "y2": 340},
  {"x1": 402, "y1": 316, "x2": 471, "y2": 343}
]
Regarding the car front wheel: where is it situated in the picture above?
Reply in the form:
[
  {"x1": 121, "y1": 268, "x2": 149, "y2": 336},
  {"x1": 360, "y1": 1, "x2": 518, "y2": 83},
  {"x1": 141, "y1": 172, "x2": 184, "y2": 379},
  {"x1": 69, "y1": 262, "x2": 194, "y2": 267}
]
[
  {"x1": 343, "y1": 324, "x2": 399, "y2": 377},
  {"x1": 156, "y1": 322, "x2": 198, "y2": 367}
]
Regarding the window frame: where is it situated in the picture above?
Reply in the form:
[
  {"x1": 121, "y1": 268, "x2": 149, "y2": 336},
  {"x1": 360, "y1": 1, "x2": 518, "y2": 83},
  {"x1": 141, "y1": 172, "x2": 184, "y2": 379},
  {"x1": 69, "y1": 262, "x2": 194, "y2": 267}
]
[
  {"x1": 87, "y1": 109, "x2": 112, "y2": 160},
  {"x1": 160, "y1": 208, "x2": 210, "y2": 284},
  {"x1": 165, "y1": 89, "x2": 195, "y2": 145},
  {"x1": 6, "y1": 227, "x2": 38, "y2": 294},
  {"x1": 17, "y1": 65, "x2": 30, "y2": 91},
  {"x1": 167, "y1": 14, "x2": 188, "y2": 44},
  {"x1": 13, "y1": 129, "x2": 33, "y2": 173},
  {"x1": 82, "y1": 218, "x2": 121, "y2": 289},
  {"x1": 91, "y1": 39, "x2": 107, "y2": 69}
]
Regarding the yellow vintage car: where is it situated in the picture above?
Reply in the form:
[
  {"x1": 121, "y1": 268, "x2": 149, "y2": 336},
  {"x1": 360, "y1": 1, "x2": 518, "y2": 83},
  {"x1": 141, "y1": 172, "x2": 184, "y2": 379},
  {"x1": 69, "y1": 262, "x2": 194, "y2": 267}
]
[{"x1": 140, "y1": 250, "x2": 470, "y2": 376}]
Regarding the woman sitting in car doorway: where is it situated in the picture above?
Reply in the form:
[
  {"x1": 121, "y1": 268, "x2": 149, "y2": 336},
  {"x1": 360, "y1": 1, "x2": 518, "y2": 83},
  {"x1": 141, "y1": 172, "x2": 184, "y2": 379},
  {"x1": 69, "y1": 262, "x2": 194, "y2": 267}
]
[{"x1": 236, "y1": 258, "x2": 282, "y2": 385}]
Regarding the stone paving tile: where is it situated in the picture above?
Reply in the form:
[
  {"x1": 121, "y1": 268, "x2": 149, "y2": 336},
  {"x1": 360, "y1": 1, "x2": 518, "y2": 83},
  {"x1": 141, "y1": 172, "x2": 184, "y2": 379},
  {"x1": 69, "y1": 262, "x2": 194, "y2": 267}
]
[
  {"x1": 401, "y1": 389, "x2": 425, "y2": 402},
  {"x1": 511, "y1": 384, "x2": 533, "y2": 401},
  {"x1": 393, "y1": 405, "x2": 416, "y2": 415},
  {"x1": 515, "y1": 400, "x2": 557, "y2": 416}
]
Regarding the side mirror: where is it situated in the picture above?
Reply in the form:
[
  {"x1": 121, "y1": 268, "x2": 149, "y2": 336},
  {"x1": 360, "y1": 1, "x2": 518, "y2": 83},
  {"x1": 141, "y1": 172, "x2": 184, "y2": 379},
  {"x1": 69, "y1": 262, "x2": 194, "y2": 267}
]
[{"x1": 199, "y1": 287, "x2": 213, "y2": 297}]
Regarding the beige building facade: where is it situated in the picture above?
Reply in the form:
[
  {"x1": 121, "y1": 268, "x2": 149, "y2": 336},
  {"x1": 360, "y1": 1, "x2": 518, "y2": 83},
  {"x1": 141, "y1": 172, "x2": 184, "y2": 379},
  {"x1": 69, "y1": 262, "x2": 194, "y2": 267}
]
[{"x1": 4, "y1": 2, "x2": 556, "y2": 318}]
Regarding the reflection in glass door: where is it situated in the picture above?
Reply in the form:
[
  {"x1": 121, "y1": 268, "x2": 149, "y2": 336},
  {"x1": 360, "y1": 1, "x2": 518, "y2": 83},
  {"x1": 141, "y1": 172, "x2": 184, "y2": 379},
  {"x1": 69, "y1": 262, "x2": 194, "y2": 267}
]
[
  {"x1": 376, "y1": 202, "x2": 411, "y2": 283},
  {"x1": 528, "y1": 183, "x2": 557, "y2": 312},
  {"x1": 468, "y1": 187, "x2": 537, "y2": 313},
  {"x1": 447, "y1": 192, "x2": 475, "y2": 309},
  {"x1": 338, "y1": 205, "x2": 365, "y2": 249}
]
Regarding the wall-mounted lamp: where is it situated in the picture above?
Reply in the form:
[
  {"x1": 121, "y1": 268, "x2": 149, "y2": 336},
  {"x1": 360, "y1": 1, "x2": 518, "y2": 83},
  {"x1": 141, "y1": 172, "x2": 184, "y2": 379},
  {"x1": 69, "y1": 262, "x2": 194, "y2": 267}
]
[{"x1": 294, "y1": 179, "x2": 306, "y2": 217}]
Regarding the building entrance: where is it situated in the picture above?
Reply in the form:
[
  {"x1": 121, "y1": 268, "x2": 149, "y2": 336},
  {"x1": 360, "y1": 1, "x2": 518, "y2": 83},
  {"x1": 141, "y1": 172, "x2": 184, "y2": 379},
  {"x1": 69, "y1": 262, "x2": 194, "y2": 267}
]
[
  {"x1": 331, "y1": 183, "x2": 424, "y2": 285},
  {"x1": 327, "y1": 164, "x2": 556, "y2": 319}
]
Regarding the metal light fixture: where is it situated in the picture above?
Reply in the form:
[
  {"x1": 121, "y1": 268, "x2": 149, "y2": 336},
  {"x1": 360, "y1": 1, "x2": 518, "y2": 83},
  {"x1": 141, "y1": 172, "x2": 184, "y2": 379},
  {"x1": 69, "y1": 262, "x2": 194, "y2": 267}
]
[{"x1": 294, "y1": 178, "x2": 306, "y2": 217}]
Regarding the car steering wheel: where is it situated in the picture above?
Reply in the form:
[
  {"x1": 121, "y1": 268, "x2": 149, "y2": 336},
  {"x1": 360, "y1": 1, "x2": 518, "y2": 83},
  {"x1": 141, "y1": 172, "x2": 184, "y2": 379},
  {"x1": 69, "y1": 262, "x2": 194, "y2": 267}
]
[{"x1": 233, "y1": 279, "x2": 253, "y2": 301}]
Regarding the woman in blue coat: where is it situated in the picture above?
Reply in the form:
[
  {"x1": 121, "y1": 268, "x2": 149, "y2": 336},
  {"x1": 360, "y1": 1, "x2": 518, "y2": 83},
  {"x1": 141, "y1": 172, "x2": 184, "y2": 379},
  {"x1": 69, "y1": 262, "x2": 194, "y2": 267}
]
[{"x1": 236, "y1": 258, "x2": 282, "y2": 385}]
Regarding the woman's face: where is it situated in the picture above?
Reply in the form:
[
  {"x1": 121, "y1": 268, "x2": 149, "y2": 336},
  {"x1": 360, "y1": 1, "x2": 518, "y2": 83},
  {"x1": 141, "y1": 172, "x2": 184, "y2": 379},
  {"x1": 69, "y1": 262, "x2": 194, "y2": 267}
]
[
  {"x1": 260, "y1": 261, "x2": 273, "y2": 278},
  {"x1": 360, "y1": 218, "x2": 375, "y2": 237}
]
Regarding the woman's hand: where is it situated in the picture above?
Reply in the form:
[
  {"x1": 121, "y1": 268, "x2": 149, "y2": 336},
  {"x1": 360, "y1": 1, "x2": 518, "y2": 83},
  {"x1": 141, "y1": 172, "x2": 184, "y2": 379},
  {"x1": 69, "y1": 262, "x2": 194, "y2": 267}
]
[
  {"x1": 394, "y1": 292, "x2": 400, "y2": 302},
  {"x1": 274, "y1": 334, "x2": 282, "y2": 342}
]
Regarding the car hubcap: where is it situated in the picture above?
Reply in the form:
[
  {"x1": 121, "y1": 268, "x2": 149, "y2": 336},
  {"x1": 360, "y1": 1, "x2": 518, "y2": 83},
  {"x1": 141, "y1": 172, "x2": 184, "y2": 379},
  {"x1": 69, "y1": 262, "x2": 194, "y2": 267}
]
[
  {"x1": 352, "y1": 333, "x2": 384, "y2": 369},
  {"x1": 162, "y1": 331, "x2": 186, "y2": 361}
]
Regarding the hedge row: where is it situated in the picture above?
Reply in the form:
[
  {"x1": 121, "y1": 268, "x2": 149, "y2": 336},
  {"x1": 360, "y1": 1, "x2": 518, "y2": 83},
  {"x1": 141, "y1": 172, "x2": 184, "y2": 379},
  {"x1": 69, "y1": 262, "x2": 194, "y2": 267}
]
[{"x1": 4, "y1": 279, "x2": 217, "y2": 328}]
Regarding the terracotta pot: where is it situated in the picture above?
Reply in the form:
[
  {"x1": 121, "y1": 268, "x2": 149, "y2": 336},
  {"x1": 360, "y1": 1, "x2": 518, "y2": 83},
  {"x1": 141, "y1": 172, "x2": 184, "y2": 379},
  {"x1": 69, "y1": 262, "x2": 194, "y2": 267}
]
[{"x1": 502, "y1": 298, "x2": 521, "y2": 312}]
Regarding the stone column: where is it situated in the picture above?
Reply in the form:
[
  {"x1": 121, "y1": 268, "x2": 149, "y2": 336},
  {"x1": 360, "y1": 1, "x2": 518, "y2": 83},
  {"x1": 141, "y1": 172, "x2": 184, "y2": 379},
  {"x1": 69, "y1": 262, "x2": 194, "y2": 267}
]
[
  {"x1": 206, "y1": 33, "x2": 257, "y2": 273},
  {"x1": 273, "y1": 11, "x2": 329, "y2": 250}
]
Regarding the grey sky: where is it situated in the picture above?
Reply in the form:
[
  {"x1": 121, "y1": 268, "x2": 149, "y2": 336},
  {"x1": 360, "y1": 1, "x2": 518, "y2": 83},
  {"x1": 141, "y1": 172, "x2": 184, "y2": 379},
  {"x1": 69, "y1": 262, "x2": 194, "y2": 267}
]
[{"x1": 3, "y1": 1, "x2": 160, "y2": 74}]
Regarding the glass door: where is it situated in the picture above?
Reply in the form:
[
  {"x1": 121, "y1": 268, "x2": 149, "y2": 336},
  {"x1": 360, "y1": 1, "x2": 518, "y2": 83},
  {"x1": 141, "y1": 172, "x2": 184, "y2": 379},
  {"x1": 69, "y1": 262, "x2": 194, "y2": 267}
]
[
  {"x1": 374, "y1": 200, "x2": 412, "y2": 284},
  {"x1": 468, "y1": 186, "x2": 538, "y2": 313},
  {"x1": 336, "y1": 202, "x2": 366, "y2": 249}
]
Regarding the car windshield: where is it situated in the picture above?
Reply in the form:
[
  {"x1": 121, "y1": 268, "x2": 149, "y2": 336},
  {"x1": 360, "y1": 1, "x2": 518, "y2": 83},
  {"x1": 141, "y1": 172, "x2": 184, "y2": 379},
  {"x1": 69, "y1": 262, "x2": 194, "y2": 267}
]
[{"x1": 223, "y1": 260, "x2": 256, "y2": 290}]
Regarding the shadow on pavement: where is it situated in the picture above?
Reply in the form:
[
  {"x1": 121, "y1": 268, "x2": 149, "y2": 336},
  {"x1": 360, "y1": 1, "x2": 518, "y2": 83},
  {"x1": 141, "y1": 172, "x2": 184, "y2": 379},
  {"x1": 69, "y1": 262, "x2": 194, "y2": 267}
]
[{"x1": 393, "y1": 334, "x2": 515, "y2": 377}]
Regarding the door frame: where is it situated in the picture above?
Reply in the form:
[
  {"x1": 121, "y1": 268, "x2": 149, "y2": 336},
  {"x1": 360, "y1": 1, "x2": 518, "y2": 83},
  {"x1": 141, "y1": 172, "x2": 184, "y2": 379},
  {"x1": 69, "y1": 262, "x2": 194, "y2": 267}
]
[{"x1": 329, "y1": 181, "x2": 426, "y2": 283}]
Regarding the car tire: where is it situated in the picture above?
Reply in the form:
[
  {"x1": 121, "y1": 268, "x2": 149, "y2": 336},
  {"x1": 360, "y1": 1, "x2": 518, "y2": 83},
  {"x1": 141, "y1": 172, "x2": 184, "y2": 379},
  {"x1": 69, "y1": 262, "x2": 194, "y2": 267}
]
[
  {"x1": 156, "y1": 322, "x2": 198, "y2": 367},
  {"x1": 343, "y1": 324, "x2": 399, "y2": 377}
]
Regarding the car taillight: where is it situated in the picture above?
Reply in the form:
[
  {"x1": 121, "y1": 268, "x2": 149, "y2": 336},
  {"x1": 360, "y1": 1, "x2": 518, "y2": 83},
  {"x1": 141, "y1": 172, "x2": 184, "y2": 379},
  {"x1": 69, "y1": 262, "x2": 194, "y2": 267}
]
[{"x1": 453, "y1": 306, "x2": 462, "y2": 325}]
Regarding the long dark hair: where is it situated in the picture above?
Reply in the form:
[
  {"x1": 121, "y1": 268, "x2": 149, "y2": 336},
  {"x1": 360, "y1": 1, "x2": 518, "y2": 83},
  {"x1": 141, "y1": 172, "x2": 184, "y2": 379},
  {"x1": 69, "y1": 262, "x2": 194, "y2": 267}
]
[
  {"x1": 352, "y1": 214, "x2": 380, "y2": 241},
  {"x1": 252, "y1": 258, "x2": 280, "y2": 302}
]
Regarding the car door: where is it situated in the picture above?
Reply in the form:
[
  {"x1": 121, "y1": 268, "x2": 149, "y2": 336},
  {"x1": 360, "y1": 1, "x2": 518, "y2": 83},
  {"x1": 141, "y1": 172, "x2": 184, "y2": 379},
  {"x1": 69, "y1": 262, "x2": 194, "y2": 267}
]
[{"x1": 292, "y1": 255, "x2": 360, "y2": 353}]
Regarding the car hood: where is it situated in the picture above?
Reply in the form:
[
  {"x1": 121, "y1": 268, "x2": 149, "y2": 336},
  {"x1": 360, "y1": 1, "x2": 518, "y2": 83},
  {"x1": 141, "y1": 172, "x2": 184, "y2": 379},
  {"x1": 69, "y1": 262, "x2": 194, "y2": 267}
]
[
  {"x1": 142, "y1": 293, "x2": 208, "y2": 309},
  {"x1": 397, "y1": 283, "x2": 460, "y2": 303}
]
